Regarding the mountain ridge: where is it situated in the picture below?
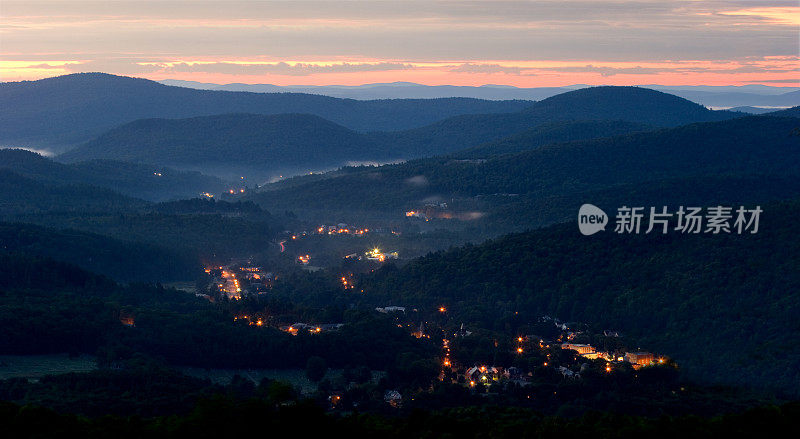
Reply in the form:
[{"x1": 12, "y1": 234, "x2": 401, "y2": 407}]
[
  {"x1": 0, "y1": 73, "x2": 533, "y2": 151},
  {"x1": 0, "y1": 148, "x2": 227, "y2": 201}
]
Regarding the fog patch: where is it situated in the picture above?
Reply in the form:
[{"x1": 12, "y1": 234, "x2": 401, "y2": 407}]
[
  {"x1": 1, "y1": 146, "x2": 55, "y2": 157},
  {"x1": 405, "y1": 175, "x2": 429, "y2": 187},
  {"x1": 345, "y1": 159, "x2": 405, "y2": 167},
  {"x1": 458, "y1": 211, "x2": 486, "y2": 221}
]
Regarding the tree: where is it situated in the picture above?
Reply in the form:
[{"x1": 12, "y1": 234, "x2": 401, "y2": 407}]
[{"x1": 306, "y1": 356, "x2": 328, "y2": 382}]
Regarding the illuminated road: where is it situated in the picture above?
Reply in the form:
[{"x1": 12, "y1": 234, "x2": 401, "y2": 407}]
[{"x1": 278, "y1": 240, "x2": 286, "y2": 252}]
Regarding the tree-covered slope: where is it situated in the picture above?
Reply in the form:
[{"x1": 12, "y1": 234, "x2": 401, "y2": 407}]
[
  {"x1": 0, "y1": 149, "x2": 227, "y2": 201},
  {"x1": 770, "y1": 106, "x2": 800, "y2": 118},
  {"x1": 453, "y1": 120, "x2": 654, "y2": 158},
  {"x1": 250, "y1": 115, "x2": 800, "y2": 219},
  {"x1": 0, "y1": 223, "x2": 198, "y2": 282},
  {"x1": 0, "y1": 169, "x2": 147, "y2": 216},
  {"x1": 59, "y1": 113, "x2": 381, "y2": 172},
  {"x1": 369, "y1": 86, "x2": 740, "y2": 158},
  {"x1": 521, "y1": 86, "x2": 734, "y2": 126}
]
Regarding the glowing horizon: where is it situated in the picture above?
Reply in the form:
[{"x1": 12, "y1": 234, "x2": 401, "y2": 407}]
[{"x1": 2, "y1": 1, "x2": 798, "y2": 87}]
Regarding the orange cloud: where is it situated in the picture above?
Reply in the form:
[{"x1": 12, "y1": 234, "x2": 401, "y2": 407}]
[{"x1": 719, "y1": 7, "x2": 800, "y2": 26}]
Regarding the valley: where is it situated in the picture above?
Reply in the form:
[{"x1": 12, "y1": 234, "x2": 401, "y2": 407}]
[{"x1": 1, "y1": 73, "x2": 798, "y2": 437}]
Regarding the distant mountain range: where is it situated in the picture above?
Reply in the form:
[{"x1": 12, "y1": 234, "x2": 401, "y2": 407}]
[
  {"x1": 160, "y1": 78, "x2": 800, "y2": 108},
  {"x1": 57, "y1": 86, "x2": 744, "y2": 181},
  {"x1": 728, "y1": 106, "x2": 784, "y2": 114},
  {"x1": 3, "y1": 73, "x2": 795, "y2": 156},
  {"x1": 0, "y1": 73, "x2": 531, "y2": 152}
]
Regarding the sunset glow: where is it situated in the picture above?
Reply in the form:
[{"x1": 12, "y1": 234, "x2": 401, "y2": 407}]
[{"x1": 2, "y1": 1, "x2": 798, "y2": 86}]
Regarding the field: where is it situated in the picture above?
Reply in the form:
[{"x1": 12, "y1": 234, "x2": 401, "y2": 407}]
[{"x1": 0, "y1": 354, "x2": 96, "y2": 380}]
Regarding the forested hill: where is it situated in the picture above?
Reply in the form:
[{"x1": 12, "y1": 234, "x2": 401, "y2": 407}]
[
  {"x1": 0, "y1": 148, "x2": 227, "y2": 201},
  {"x1": 0, "y1": 223, "x2": 198, "y2": 282},
  {"x1": 453, "y1": 120, "x2": 653, "y2": 158},
  {"x1": 0, "y1": 169, "x2": 147, "y2": 216},
  {"x1": 521, "y1": 86, "x2": 734, "y2": 126},
  {"x1": 360, "y1": 199, "x2": 800, "y2": 396},
  {"x1": 367, "y1": 86, "x2": 741, "y2": 158},
  {"x1": 770, "y1": 106, "x2": 800, "y2": 118},
  {"x1": 250, "y1": 115, "x2": 800, "y2": 218},
  {"x1": 59, "y1": 113, "x2": 381, "y2": 174},
  {"x1": 0, "y1": 73, "x2": 531, "y2": 149},
  {"x1": 60, "y1": 86, "x2": 744, "y2": 181}
]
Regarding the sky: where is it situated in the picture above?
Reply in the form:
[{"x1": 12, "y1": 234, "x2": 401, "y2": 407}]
[{"x1": 1, "y1": 0, "x2": 798, "y2": 87}]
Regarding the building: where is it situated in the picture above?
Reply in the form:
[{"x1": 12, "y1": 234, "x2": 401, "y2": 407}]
[
  {"x1": 561, "y1": 343, "x2": 596, "y2": 355},
  {"x1": 465, "y1": 366, "x2": 501, "y2": 384},
  {"x1": 625, "y1": 351, "x2": 655, "y2": 368},
  {"x1": 557, "y1": 366, "x2": 578, "y2": 378},
  {"x1": 119, "y1": 311, "x2": 135, "y2": 327},
  {"x1": 376, "y1": 306, "x2": 406, "y2": 313},
  {"x1": 384, "y1": 390, "x2": 402, "y2": 407},
  {"x1": 365, "y1": 248, "x2": 399, "y2": 262},
  {"x1": 454, "y1": 323, "x2": 472, "y2": 338}
]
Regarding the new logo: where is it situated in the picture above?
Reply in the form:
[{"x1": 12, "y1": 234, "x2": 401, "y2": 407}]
[{"x1": 578, "y1": 204, "x2": 608, "y2": 235}]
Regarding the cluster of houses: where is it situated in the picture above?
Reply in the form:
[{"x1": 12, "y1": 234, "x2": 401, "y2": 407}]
[
  {"x1": 284, "y1": 223, "x2": 398, "y2": 244},
  {"x1": 315, "y1": 224, "x2": 370, "y2": 235},
  {"x1": 559, "y1": 342, "x2": 663, "y2": 369},
  {"x1": 344, "y1": 248, "x2": 399, "y2": 262},
  {"x1": 457, "y1": 346, "x2": 666, "y2": 389},
  {"x1": 405, "y1": 202, "x2": 449, "y2": 220},
  {"x1": 449, "y1": 317, "x2": 670, "y2": 389},
  {"x1": 204, "y1": 264, "x2": 274, "y2": 299},
  {"x1": 231, "y1": 314, "x2": 344, "y2": 335},
  {"x1": 279, "y1": 322, "x2": 344, "y2": 335}
]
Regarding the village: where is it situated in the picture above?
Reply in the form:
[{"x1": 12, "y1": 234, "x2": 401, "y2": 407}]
[
  {"x1": 377, "y1": 307, "x2": 672, "y2": 402},
  {"x1": 202, "y1": 263, "x2": 274, "y2": 300},
  {"x1": 193, "y1": 255, "x2": 675, "y2": 410},
  {"x1": 200, "y1": 262, "x2": 671, "y2": 386}
]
